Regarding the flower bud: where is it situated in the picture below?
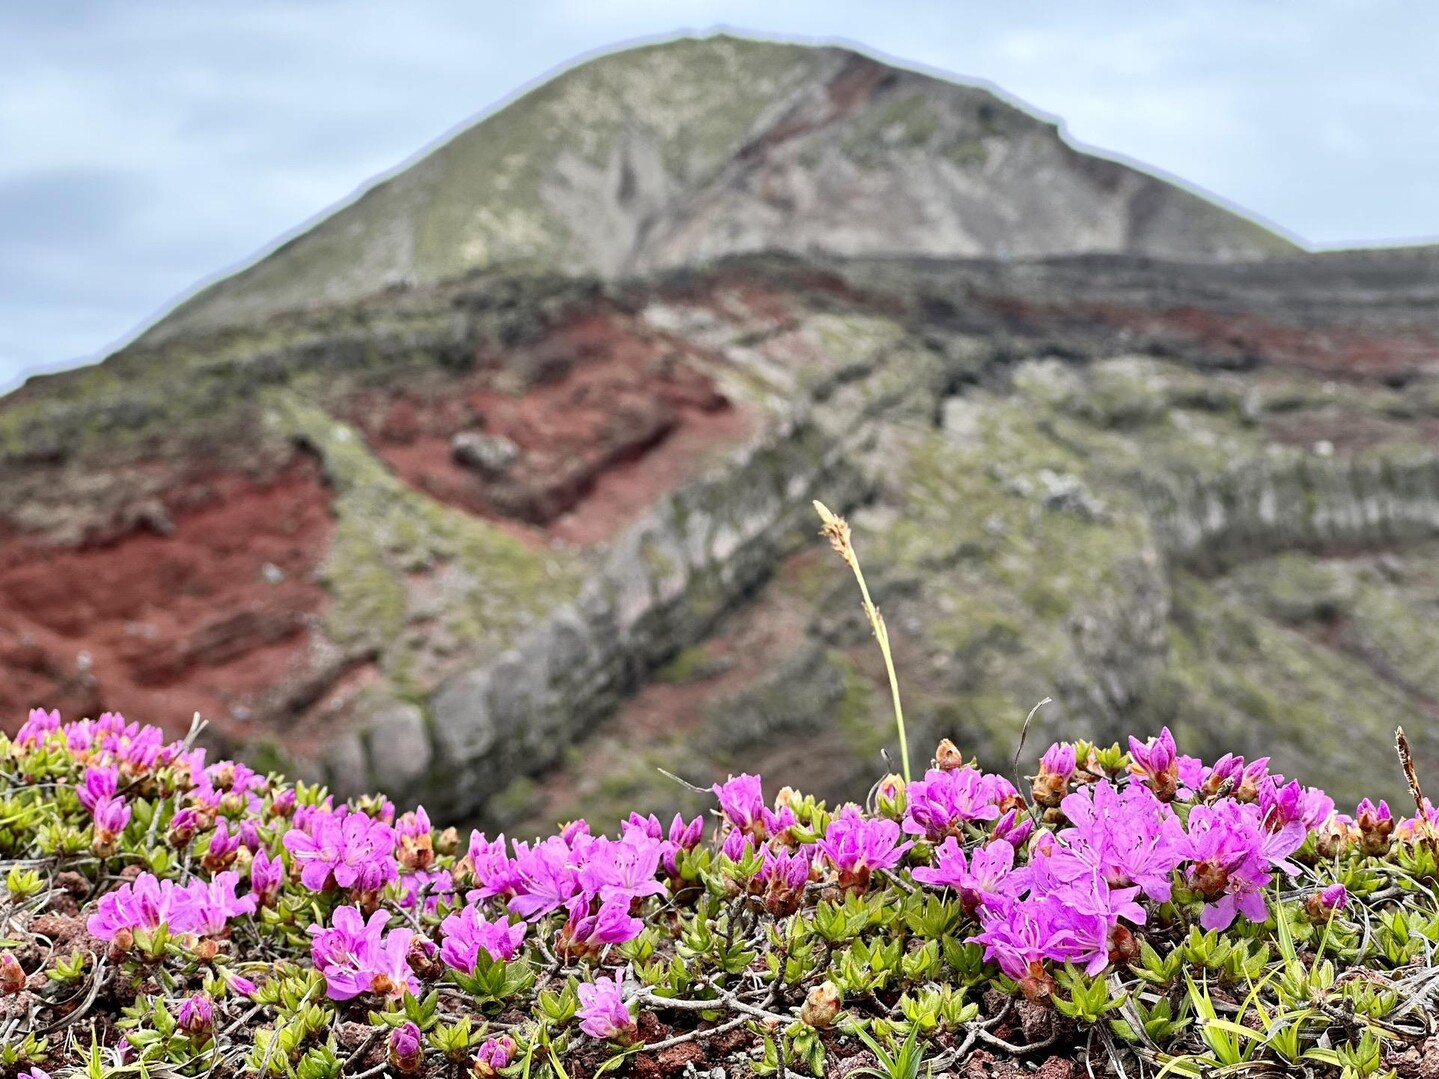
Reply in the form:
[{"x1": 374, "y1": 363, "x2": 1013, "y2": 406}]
[
  {"x1": 799, "y1": 980, "x2": 842, "y2": 1029},
  {"x1": 774, "y1": 786, "x2": 804, "y2": 813},
  {"x1": 251, "y1": 849, "x2": 283, "y2": 908},
  {"x1": 874, "y1": 774, "x2": 906, "y2": 819},
  {"x1": 472, "y1": 1035, "x2": 516, "y2": 1077},
  {"x1": 0, "y1": 952, "x2": 26, "y2": 995},
  {"x1": 167, "y1": 807, "x2": 202, "y2": 847},
  {"x1": 398, "y1": 832, "x2": 435, "y2": 872},
  {"x1": 1314, "y1": 817, "x2": 1353, "y2": 859},
  {"x1": 108, "y1": 928, "x2": 135, "y2": 959},
  {"x1": 202, "y1": 820, "x2": 240, "y2": 872},
  {"x1": 1190, "y1": 861, "x2": 1231, "y2": 900},
  {"x1": 407, "y1": 936, "x2": 443, "y2": 981},
  {"x1": 935, "y1": 739, "x2": 965, "y2": 771},
  {"x1": 1032, "y1": 743, "x2": 1076, "y2": 807},
  {"x1": 1019, "y1": 965, "x2": 1056, "y2": 1004},
  {"x1": 388, "y1": 1021, "x2": 423, "y2": 1074},
  {"x1": 1356, "y1": 799, "x2": 1395, "y2": 856},
  {"x1": 1108, "y1": 925, "x2": 1140, "y2": 965},
  {"x1": 177, "y1": 993, "x2": 214, "y2": 1037},
  {"x1": 1305, "y1": 883, "x2": 1349, "y2": 922},
  {"x1": 435, "y1": 826, "x2": 460, "y2": 856},
  {"x1": 219, "y1": 791, "x2": 246, "y2": 816}
]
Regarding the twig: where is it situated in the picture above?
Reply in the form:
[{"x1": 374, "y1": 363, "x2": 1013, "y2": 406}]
[
  {"x1": 638, "y1": 1011, "x2": 751, "y2": 1053},
  {"x1": 341, "y1": 1025, "x2": 383, "y2": 1074},
  {"x1": 1011, "y1": 697, "x2": 1052, "y2": 803}
]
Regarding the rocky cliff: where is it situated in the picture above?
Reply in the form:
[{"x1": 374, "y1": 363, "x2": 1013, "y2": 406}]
[{"x1": 3, "y1": 36, "x2": 1435, "y2": 828}]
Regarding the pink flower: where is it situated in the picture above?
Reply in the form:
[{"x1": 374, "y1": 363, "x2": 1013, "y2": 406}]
[
  {"x1": 969, "y1": 896, "x2": 1078, "y2": 982},
  {"x1": 16, "y1": 706, "x2": 61, "y2": 746},
  {"x1": 308, "y1": 906, "x2": 419, "y2": 1001},
  {"x1": 396, "y1": 807, "x2": 431, "y2": 838},
  {"x1": 902, "y1": 767, "x2": 1014, "y2": 841},
  {"x1": 816, "y1": 806, "x2": 913, "y2": 880},
  {"x1": 167, "y1": 807, "x2": 202, "y2": 846},
  {"x1": 182, "y1": 872, "x2": 259, "y2": 935},
  {"x1": 177, "y1": 993, "x2": 213, "y2": 1035},
  {"x1": 1039, "y1": 743, "x2": 1076, "y2": 781},
  {"x1": 1182, "y1": 800, "x2": 1304, "y2": 931},
  {"x1": 92, "y1": 795, "x2": 132, "y2": 840},
  {"x1": 250, "y1": 849, "x2": 283, "y2": 907},
  {"x1": 282, "y1": 808, "x2": 398, "y2": 892},
  {"x1": 78, "y1": 764, "x2": 119, "y2": 812},
  {"x1": 758, "y1": 845, "x2": 813, "y2": 892},
  {"x1": 1054, "y1": 781, "x2": 1185, "y2": 902},
  {"x1": 712, "y1": 774, "x2": 794, "y2": 839},
  {"x1": 508, "y1": 836, "x2": 582, "y2": 920},
  {"x1": 1318, "y1": 880, "x2": 1346, "y2": 914},
  {"x1": 577, "y1": 969, "x2": 637, "y2": 1041},
  {"x1": 578, "y1": 831, "x2": 669, "y2": 906},
  {"x1": 1203, "y1": 754, "x2": 1271, "y2": 801},
  {"x1": 912, "y1": 838, "x2": 1026, "y2": 914},
  {"x1": 1128, "y1": 728, "x2": 1180, "y2": 799},
  {"x1": 1258, "y1": 778, "x2": 1334, "y2": 833},
  {"x1": 465, "y1": 832, "x2": 520, "y2": 899},
  {"x1": 87, "y1": 871, "x2": 256, "y2": 940},
  {"x1": 439, "y1": 906, "x2": 527, "y2": 972},
  {"x1": 203, "y1": 820, "x2": 241, "y2": 869},
  {"x1": 563, "y1": 898, "x2": 645, "y2": 949},
  {"x1": 713, "y1": 774, "x2": 766, "y2": 831}
]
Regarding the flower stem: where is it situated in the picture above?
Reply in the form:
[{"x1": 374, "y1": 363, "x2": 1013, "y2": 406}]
[{"x1": 813, "y1": 501, "x2": 911, "y2": 783}]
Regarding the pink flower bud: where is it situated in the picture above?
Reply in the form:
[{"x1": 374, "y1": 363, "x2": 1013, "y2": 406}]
[
  {"x1": 0, "y1": 952, "x2": 26, "y2": 995},
  {"x1": 388, "y1": 1021, "x2": 423, "y2": 1074},
  {"x1": 472, "y1": 1034, "x2": 516, "y2": 1077},
  {"x1": 799, "y1": 980, "x2": 842, "y2": 1029},
  {"x1": 177, "y1": 994, "x2": 213, "y2": 1036}
]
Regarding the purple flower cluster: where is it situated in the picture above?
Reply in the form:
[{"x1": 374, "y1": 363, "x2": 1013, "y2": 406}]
[
  {"x1": 712, "y1": 774, "x2": 795, "y2": 840},
  {"x1": 88, "y1": 871, "x2": 257, "y2": 940},
  {"x1": 1182, "y1": 799, "x2": 1305, "y2": 930},
  {"x1": 908, "y1": 728, "x2": 1345, "y2": 987},
  {"x1": 439, "y1": 905, "x2": 527, "y2": 972},
  {"x1": 577, "y1": 969, "x2": 637, "y2": 1041},
  {"x1": 309, "y1": 906, "x2": 420, "y2": 1001},
  {"x1": 459, "y1": 815, "x2": 689, "y2": 955},
  {"x1": 19, "y1": 702, "x2": 1420, "y2": 1052},
  {"x1": 282, "y1": 806, "x2": 399, "y2": 892},
  {"x1": 816, "y1": 806, "x2": 912, "y2": 887},
  {"x1": 902, "y1": 765, "x2": 1018, "y2": 841}
]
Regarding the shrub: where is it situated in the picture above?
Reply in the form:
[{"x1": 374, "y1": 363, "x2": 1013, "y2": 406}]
[{"x1": 1, "y1": 708, "x2": 1438, "y2": 1078}]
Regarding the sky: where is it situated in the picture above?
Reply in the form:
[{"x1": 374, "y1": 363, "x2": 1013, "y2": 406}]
[{"x1": 2, "y1": 1, "x2": 1436, "y2": 394}]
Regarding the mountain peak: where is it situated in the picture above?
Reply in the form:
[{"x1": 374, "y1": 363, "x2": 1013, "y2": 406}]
[{"x1": 144, "y1": 33, "x2": 1296, "y2": 343}]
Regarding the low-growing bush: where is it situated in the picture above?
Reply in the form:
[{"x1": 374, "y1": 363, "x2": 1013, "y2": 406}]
[{"x1": 2, "y1": 709, "x2": 1438, "y2": 1078}]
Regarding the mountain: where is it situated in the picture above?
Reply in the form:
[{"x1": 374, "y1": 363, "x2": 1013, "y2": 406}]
[
  {"x1": 142, "y1": 35, "x2": 1293, "y2": 343},
  {"x1": 5, "y1": 36, "x2": 1437, "y2": 830}
]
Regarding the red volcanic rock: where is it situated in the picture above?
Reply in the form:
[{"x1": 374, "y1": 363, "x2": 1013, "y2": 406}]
[
  {"x1": 0, "y1": 459, "x2": 333, "y2": 741},
  {"x1": 362, "y1": 309, "x2": 742, "y2": 535}
]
